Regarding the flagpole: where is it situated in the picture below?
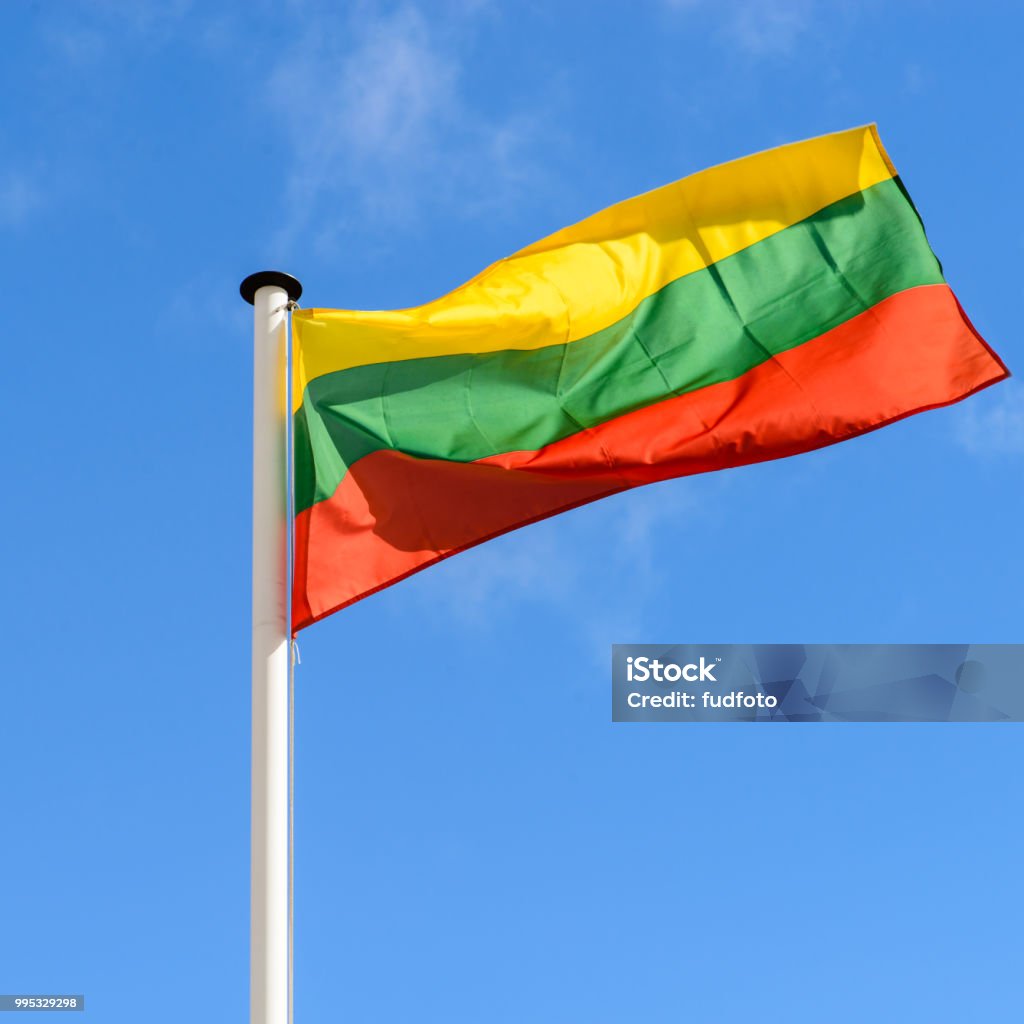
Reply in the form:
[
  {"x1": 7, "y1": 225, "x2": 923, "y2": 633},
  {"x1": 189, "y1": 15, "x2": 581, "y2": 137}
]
[{"x1": 241, "y1": 270, "x2": 303, "y2": 1024}]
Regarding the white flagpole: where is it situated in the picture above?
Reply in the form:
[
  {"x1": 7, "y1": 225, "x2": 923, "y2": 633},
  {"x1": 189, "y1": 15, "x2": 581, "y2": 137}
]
[{"x1": 241, "y1": 271, "x2": 303, "y2": 1024}]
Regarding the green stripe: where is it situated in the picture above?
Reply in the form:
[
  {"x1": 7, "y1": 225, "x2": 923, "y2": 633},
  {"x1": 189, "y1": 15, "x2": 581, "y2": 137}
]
[{"x1": 296, "y1": 176, "x2": 943, "y2": 514}]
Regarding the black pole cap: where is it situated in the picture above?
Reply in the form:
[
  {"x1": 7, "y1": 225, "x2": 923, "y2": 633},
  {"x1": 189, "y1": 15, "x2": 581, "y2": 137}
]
[{"x1": 239, "y1": 270, "x2": 303, "y2": 305}]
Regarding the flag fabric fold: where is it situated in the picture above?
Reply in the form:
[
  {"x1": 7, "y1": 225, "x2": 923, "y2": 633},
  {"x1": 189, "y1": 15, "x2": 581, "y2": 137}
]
[{"x1": 291, "y1": 124, "x2": 1008, "y2": 632}]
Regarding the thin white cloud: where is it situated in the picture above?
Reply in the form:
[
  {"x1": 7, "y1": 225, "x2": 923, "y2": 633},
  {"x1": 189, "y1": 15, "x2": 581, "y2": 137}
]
[
  {"x1": 617, "y1": 484, "x2": 701, "y2": 564},
  {"x1": 408, "y1": 474, "x2": 720, "y2": 638},
  {"x1": 663, "y1": 0, "x2": 815, "y2": 57},
  {"x1": 730, "y1": 0, "x2": 813, "y2": 56},
  {"x1": 44, "y1": 25, "x2": 107, "y2": 65},
  {"x1": 903, "y1": 62, "x2": 927, "y2": 97},
  {"x1": 421, "y1": 525, "x2": 582, "y2": 627},
  {"x1": 0, "y1": 172, "x2": 44, "y2": 227},
  {"x1": 268, "y1": 2, "x2": 546, "y2": 244},
  {"x1": 42, "y1": 0, "x2": 196, "y2": 63},
  {"x1": 85, "y1": 0, "x2": 194, "y2": 36},
  {"x1": 955, "y1": 383, "x2": 1024, "y2": 457}
]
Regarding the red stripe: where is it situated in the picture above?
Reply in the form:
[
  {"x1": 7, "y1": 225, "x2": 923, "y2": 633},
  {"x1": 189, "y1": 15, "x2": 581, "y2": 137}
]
[{"x1": 293, "y1": 284, "x2": 1007, "y2": 632}]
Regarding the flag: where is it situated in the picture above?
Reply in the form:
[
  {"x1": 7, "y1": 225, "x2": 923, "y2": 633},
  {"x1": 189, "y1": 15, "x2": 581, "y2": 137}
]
[{"x1": 291, "y1": 124, "x2": 1007, "y2": 632}]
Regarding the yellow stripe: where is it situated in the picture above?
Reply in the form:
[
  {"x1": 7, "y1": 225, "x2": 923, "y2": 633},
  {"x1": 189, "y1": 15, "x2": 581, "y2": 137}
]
[{"x1": 293, "y1": 124, "x2": 895, "y2": 409}]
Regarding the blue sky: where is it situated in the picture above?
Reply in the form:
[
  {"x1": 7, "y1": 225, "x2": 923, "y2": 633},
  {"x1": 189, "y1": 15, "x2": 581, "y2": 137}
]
[{"x1": 1, "y1": 1, "x2": 1022, "y2": 1021}]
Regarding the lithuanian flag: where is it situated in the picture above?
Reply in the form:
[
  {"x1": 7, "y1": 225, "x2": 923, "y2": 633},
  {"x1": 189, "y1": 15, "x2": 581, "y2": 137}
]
[{"x1": 292, "y1": 125, "x2": 1007, "y2": 632}]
